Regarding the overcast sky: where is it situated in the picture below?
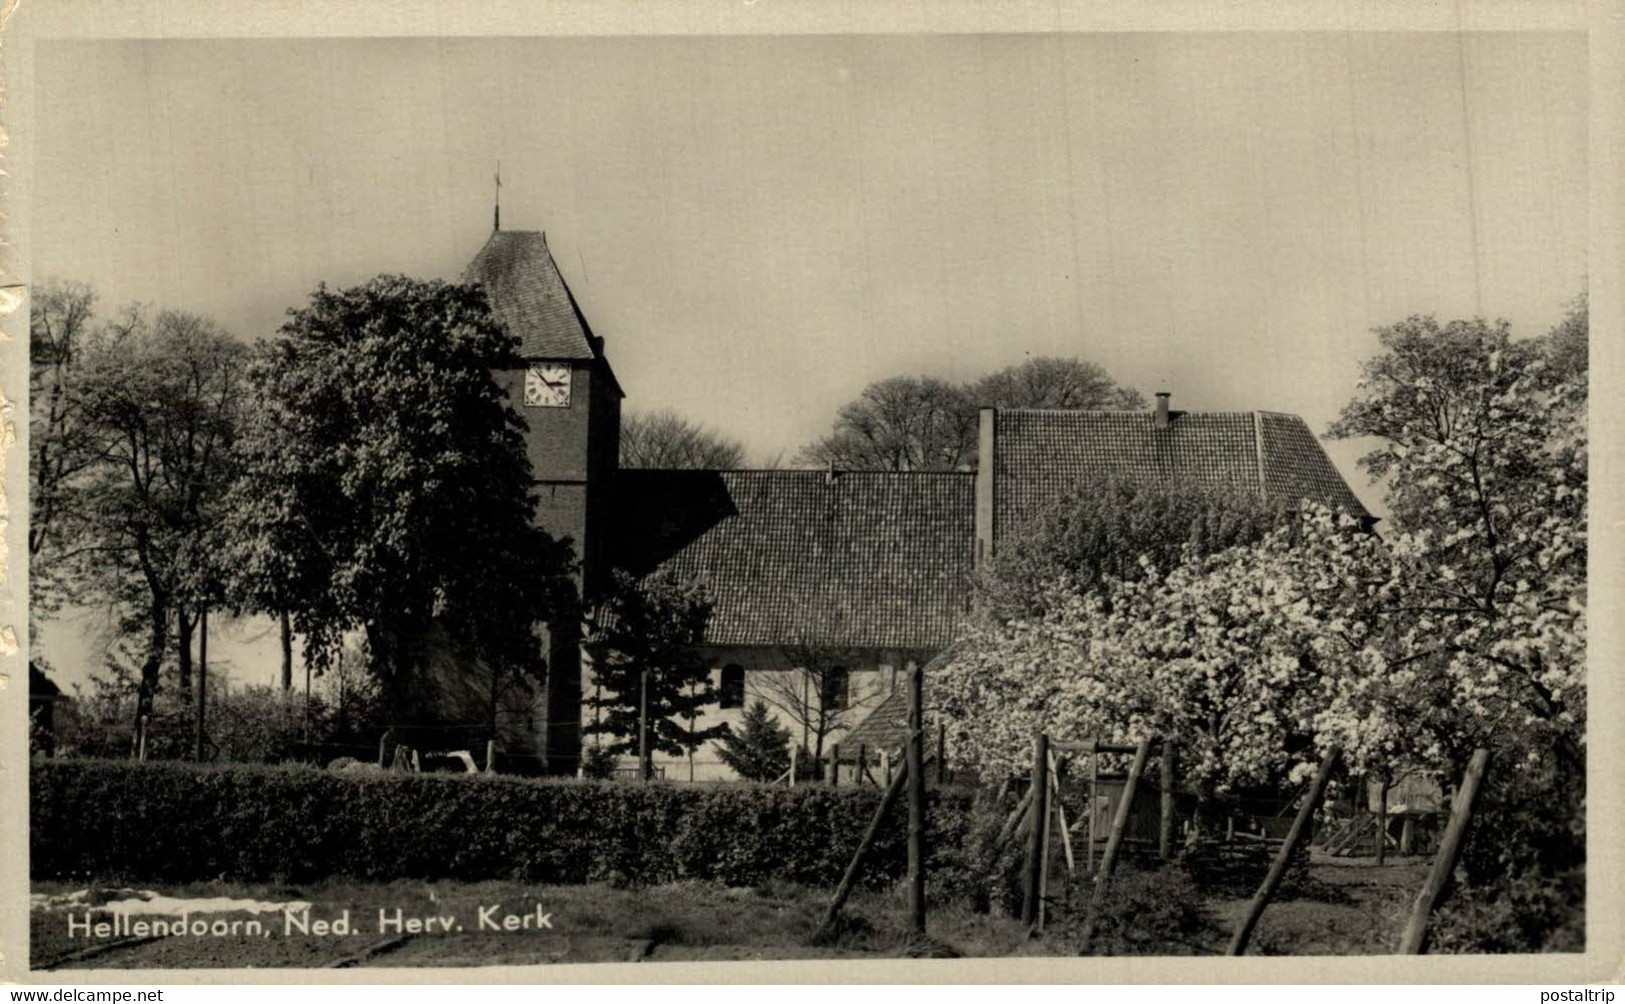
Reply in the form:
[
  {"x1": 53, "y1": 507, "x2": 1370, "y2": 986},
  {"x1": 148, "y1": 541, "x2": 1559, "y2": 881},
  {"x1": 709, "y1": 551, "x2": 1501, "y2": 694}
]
[{"x1": 31, "y1": 32, "x2": 1587, "y2": 688}]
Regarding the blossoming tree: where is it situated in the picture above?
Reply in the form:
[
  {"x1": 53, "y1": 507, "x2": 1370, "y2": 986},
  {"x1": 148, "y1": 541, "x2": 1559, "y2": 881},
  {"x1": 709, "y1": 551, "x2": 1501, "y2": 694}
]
[{"x1": 936, "y1": 311, "x2": 1586, "y2": 821}]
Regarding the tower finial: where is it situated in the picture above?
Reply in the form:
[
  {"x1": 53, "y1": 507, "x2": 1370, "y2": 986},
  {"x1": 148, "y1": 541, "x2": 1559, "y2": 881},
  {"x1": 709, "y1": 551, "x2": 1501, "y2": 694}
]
[{"x1": 493, "y1": 161, "x2": 502, "y2": 231}]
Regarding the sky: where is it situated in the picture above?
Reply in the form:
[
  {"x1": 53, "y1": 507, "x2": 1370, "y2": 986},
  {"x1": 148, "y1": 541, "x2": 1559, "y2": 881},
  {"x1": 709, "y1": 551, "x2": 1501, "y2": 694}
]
[{"x1": 30, "y1": 32, "x2": 1588, "y2": 689}]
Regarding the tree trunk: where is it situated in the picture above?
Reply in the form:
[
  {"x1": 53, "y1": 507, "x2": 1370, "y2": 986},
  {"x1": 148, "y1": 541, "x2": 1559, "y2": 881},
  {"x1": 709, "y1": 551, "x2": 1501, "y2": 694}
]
[
  {"x1": 176, "y1": 608, "x2": 194, "y2": 693},
  {"x1": 195, "y1": 607, "x2": 209, "y2": 762},
  {"x1": 638, "y1": 667, "x2": 651, "y2": 782},
  {"x1": 279, "y1": 609, "x2": 294, "y2": 695},
  {"x1": 135, "y1": 596, "x2": 169, "y2": 732}
]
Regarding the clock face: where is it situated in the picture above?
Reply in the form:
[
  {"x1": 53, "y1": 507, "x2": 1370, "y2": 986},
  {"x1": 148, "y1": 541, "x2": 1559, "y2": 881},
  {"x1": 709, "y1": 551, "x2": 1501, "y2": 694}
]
[{"x1": 524, "y1": 364, "x2": 572, "y2": 408}]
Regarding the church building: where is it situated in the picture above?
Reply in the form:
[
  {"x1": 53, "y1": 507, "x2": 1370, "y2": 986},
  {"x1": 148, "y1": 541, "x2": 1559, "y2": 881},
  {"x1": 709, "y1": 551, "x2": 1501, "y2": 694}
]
[{"x1": 460, "y1": 223, "x2": 1370, "y2": 779}]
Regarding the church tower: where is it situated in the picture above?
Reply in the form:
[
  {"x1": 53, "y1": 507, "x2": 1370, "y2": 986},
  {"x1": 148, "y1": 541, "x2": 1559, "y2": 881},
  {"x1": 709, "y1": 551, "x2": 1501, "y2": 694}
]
[{"x1": 464, "y1": 226, "x2": 623, "y2": 773}]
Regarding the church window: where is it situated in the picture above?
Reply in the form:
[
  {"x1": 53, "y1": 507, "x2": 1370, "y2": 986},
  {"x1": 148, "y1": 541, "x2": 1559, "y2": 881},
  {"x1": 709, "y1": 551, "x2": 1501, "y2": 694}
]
[
  {"x1": 720, "y1": 664, "x2": 746, "y2": 709},
  {"x1": 820, "y1": 667, "x2": 850, "y2": 712}
]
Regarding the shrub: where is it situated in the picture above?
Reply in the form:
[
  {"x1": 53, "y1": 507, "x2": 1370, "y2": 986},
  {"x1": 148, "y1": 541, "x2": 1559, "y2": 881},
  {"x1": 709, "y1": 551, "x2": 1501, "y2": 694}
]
[
  {"x1": 1433, "y1": 753, "x2": 1585, "y2": 953},
  {"x1": 1430, "y1": 868, "x2": 1585, "y2": 954},
  {"x1": 926, "y1": 792, "x2": 1025, "y2": 915},
  {"x1": 32, "y1": 758, "x2": 977, "y2": 890},
  {"x1": 579, "y1": 744, "x2": 618, "y2": 780},
  {"x1": 1055, "y1": 863, "x2": 1212, "y2": 956}
]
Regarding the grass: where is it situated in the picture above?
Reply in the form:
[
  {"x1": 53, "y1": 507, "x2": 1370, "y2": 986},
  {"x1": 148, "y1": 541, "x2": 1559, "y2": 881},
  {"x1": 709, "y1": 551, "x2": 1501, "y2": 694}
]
[{"x1": 31, "y1": 856, "x2": 1433, "y2": 969}]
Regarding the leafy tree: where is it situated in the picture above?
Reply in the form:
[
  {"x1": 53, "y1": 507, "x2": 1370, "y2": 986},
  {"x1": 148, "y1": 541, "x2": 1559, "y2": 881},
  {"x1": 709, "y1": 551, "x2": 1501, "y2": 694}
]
[
  {"x1": 620, "y1": 407, "x2": 747, "y2": 469},
  {"x1": 61, "y1": 308, "x2": 248, "y2": 721},
  {"x1": 970, "y1": 355, "x2": 1145, "y2": 410},
  {"x1": 584, "y1": 569, "x2": 727, "y2": 775},
  {"x1": 715, "y1": 699, "x2": 793, "y2": 782},
  {"x1": 797, "y1": 358, "x2": 1141, "y2": 471},
  {"x1": 977, "y1": 476, "x2": 1293, "y2": 620},
  {"x1": 223, "y1": 276, "x2": 575, "y2": 723}
]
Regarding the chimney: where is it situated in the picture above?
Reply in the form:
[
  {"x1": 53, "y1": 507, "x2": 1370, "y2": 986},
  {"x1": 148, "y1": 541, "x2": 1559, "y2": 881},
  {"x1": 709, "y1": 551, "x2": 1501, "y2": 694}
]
[
  {"x1": 1155, "y1": 391, "x2": 1171, "y2": 429},
  {"x1": 974, "y1": 407, "x2": 997, "y2": 569}
]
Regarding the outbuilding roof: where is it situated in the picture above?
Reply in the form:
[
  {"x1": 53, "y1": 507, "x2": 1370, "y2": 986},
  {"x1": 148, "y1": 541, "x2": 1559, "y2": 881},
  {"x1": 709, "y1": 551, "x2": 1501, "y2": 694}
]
[
  {"x1": 990, "y1": 408, "x2": 1369, "y2": 551},
  {"x1": 610, "y1": 469, "x2": 975, "y2": 650},
  {"x1": 840, "y1": 685, "x2": 909, "y2": 759},
  {"x1": 463, "y1": 230, "x2": 599, "y2": 360}
]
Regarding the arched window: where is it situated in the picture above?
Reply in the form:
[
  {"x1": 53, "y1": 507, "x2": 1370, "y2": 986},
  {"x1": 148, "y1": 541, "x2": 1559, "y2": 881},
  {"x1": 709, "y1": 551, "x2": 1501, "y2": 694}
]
[
  {"x1": 820, "y1": 666, "x2": 850, "y2": 712},
  {"x1": 720, "y1": 664, "x2": 746, "y2": 710}
]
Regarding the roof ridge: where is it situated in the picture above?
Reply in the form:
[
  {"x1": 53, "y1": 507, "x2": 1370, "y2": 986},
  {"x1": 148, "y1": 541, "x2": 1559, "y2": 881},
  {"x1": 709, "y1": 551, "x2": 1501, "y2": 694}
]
[
  {"x1": 997, "y1": 407, "x2": 1265, "y2": 418},
  {"x1": 996, "y1": 407, "x2": 1151, "y2": 415},
  {"x1": 618, "y1": 467, "x2": 977, "y2": 477}
]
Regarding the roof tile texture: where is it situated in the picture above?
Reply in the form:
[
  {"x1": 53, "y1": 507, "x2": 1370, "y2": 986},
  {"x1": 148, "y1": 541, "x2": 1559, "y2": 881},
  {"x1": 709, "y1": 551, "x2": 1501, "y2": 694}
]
[
  {"x1": 463, "y1": 230, "x2": 597, "y2": 360},
  {"x1": 992, "y1": 409, "x2": 1367, "y2": 550},
  {"x1": 610, "y1": 470, "x2": 975, "y2": 650}
]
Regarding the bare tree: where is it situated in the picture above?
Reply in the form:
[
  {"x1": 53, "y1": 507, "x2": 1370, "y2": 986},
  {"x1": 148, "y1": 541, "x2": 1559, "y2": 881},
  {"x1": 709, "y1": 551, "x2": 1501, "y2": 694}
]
[
  {"x1": 795, "y1": 376, "x2": 977, "y2": 471},
  {"x1": 748, "y1": 645, "x2": 892, "y2": 766},
  {"x1": 796, "y1": 358, "x2": 1142, "y2": 472},
  {"x1": 620, "y1": 407, "x2": 747, "y2": 469},
  {"x1": 28, "y1": 281, "x2": 101, "y2": 614},
  {"x1": 970, "y1": 355, "x2": 1145, "y2": 410},
  {"x1": 69, "y1": 308, "x2": 248, "y2": 724}
]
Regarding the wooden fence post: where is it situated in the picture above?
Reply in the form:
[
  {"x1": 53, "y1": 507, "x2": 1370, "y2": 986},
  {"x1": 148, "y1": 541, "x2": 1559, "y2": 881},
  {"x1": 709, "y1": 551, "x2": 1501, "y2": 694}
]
[
  {"x1": 820, "y1": 758, "x2": 911, "y2": 934},
  {"x1": 1159, "y1": 739, "x2": 1176, "y2": 862},
  {"x1": 1086, "y1": 740, "x2": 1098, "y2": 873},
  {"x1": 936, "y1": 723, "x2": 947, "y2": 785},
  {"x1": 1021, "y1": 734, "x2": 1050, "y2": 927},
  {"x1": 485, "y1": 739, "x2": 497, "y2": 774},
  {"x1": 1397, "y1": 748, "x2": 1490, "y2": 954},
  {"x1": 829, "y1": 743, "x2": 840, "y2": 788},
  {"x1": 906, "y1": 661, "x2": 926, "y2": 936},
  {"x1": 789, "y1": 744, "x2": 799, "y2": 787},
  {"x1": 1226, "y1": 746, "x2": 1340, "y2": 956},
  {"x1": 1077, "y1": 737, "x2": 1152, "y2": 954},
  {"x1": 1048, "y1": 752, "x2": 1077, "y2": 876},
  {"x1": 857, "y1": 743, "x2": 869, "y2": 785},
  {"x1": 1376, "y1": 778, "x2": 1390, "y2": 866},
  {"x1": 137, "y1": 715, "x2": 149, "y2": 762},
  {"x1": 1036, "y1": 783, "x2": 1054, "y2": 933}
]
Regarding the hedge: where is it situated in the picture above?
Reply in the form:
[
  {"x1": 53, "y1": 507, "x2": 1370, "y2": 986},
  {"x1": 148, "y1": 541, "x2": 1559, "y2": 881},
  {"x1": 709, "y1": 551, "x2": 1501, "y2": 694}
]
[{"x1": 32, "y1": 758, "x2": 976, "y2": 888}]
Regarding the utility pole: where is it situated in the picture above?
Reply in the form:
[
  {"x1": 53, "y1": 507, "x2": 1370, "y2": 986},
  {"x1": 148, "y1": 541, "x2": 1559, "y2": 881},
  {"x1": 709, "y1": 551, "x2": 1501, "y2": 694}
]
[
  {"x1": 905, "y1": 661, "x2": 927, "y2": 935},
  {"x1": 638, "y1": 667, "x2": 651, "y2": 782},
  {"x1": 194, "y1": 606, "x2": 209, "y2": 762}
]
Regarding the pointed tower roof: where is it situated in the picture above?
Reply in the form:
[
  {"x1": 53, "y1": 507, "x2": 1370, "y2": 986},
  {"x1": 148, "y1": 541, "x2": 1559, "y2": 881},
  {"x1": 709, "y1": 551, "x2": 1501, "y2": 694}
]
[{"x1": 463, "y1": 230, "x2": 599, "y2": 360}]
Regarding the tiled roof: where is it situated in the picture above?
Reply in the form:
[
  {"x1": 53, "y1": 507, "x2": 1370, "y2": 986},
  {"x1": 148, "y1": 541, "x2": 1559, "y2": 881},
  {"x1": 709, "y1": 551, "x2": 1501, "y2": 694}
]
[
  {"x1": 609, "y1": 470, "x2": 975, "y2": 650},
  {"x1": 840, "y1": 686, "x2": 908, "y2": 758},
  {"x1": 992, "y1": 409, "x2": 1368, "y2": 550},
  {"x1": 837, "y1": 650, "x2": 953, "y2": 760},
  {"x1": 463, "y1": 230, "x2": 597, "y2": 360},
  {"x1": 1256, "y1": 411, "x2": 1368, "y2": 518}
]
